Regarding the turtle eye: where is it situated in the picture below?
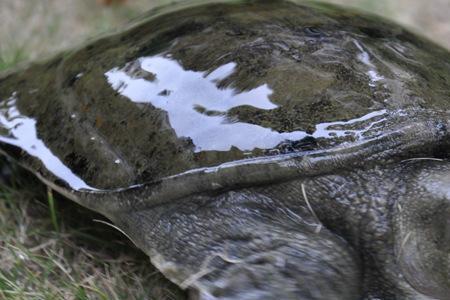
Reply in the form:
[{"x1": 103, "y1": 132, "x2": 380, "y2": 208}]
[{"x1": 395, "y1": 162, "x2": 450, "y2": 298}]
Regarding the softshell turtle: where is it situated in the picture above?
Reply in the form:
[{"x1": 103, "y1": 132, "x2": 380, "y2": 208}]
[{"x1": 1, "y1": 0, "x2": 450, "y2": 299}]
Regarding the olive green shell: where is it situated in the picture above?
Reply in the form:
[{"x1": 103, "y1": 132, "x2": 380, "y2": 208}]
[{"x1": 0, "y1": 0, "x2": 450, "y2": 190}]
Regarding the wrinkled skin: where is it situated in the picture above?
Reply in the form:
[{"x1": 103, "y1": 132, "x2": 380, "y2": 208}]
[{"x1": 1, "y1": 0, "x2": 450, "y2": 299}]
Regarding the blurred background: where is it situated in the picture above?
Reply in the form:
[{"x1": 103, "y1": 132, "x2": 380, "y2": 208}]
[
  {"x1": 0, "y1": 1, "x2": 449, "y2": 299},
  {"x1": 1, "y1": 0, "x2": 450, "y2": 70}
]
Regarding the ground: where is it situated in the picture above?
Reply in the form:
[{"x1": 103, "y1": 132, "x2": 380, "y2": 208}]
[{"x1": 0, "y1": 0, "x2": 449, "y2": 299}]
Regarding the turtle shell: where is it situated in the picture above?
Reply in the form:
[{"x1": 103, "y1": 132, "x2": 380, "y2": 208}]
[{"x1": 0, "y1": 0, "x2": 450, "y2": 191}]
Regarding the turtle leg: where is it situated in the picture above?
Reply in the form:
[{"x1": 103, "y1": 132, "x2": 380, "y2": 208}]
[
  {"x1": 394, "y1": 160, "x2": 450, "y2": 299},
  {"x1": 110, "y1": 187, "x2": 362, "y2": 300}
]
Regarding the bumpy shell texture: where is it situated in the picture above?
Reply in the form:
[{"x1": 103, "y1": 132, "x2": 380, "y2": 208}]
[{"x1": 0, "y1": 0, "x2": 449, "y2": 190}]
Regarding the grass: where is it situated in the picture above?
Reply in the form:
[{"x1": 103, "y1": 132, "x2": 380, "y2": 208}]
[
  {"x1": 0, "y1": 163, "x2": 184, "y2": 300},
  {"x1": 0, "y1": 48, "x2": 27, "y2": 72},
  {"x1": 46, "y1": 188, "x2": 59, "y2": 232}
]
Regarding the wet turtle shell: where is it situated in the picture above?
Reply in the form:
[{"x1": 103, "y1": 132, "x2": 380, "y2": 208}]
[{"x1": 0, "y1": 0, "x2": 449, "y2": 207}]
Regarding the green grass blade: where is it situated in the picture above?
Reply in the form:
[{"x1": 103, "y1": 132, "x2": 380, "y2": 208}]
[{"x1": 47, "y1": 187, "x2": 59, "y2": 232}]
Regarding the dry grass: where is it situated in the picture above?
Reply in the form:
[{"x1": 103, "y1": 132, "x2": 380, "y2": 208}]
[
  {"x1": 0, "y1": 0, "x2": 449, "y2": 299},
  {"x1": 0, "y1": 164, "x2": 184, "y2": 300}
]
